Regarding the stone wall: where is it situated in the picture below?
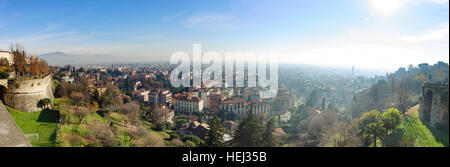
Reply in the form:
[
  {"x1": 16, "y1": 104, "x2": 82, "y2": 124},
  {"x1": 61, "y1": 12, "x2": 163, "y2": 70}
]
[
  {"x1": 4, "y1": 75, "x2": 54, "y2": 112},
  {"x1": 419, "y1": 82, "x2": 449, "y2": 128}
]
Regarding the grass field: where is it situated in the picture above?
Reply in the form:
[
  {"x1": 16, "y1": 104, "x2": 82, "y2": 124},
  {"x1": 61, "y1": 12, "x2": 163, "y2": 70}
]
[
  {"x1": 6, "y1": 106, "x2": 58, "y2": 147},
  {"x1": 387, "y1": 104, "x2": 446, "y2": 147}
]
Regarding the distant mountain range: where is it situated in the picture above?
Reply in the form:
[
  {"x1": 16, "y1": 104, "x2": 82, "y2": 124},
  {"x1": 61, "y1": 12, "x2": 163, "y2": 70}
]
[{"x1": 38, "y1": 52, "x2": 126, "y2": 65}]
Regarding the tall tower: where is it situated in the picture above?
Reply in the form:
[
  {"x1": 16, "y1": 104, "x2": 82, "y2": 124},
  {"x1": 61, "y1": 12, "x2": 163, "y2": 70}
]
[{"x1": 352, "y1": 65, "x2": 355, "y2": 78}]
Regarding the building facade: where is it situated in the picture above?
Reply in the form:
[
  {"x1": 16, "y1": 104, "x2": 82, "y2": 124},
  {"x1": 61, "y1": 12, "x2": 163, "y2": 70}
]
[
  {"x1": 0, "y1": 50, "x2": 14, "y2": 66},
  {"x1": 173, "y1": 92, "x2": 203, "y2": 114},
  {"x1": 220, "y1": 98, "x2": 271, "y2": 118}
]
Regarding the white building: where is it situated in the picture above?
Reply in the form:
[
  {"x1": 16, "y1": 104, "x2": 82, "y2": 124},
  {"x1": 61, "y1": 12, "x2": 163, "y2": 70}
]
[
  {"x1": 149, "y1": 89, "x2": 173, "y2": 107},
  {"x1": 132, "y1": 89, "x2": 149, "y2": 103},
  {"x1": 220, "y1": 98, "x2": 271, "y2": 118},
  {"x1": 0, "y1": 50, "x2": 14, "y2": 66},
  {"x1": 159, "y1": 89, "x2": 173, "y2": 107},
  {"x1": 220, "y1": 98, "x2": 246, "y2": 116},
  {"x1": 61, "y1": 76, "x2": 75, "y2": 83},
  {"x1": 192, "y1": 88, "x2": 210, "y2": 109},
  {"x1": 173, "y1": 92, "x2": 203, "y2": 114}
]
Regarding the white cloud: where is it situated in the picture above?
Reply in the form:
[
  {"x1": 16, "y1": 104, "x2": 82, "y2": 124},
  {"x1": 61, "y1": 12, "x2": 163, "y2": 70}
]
[
  {"x1": 398, "y1": 22, "x2": 449, "y2": 42},
  {"x1": 184, "y1": 13, "x2": 235, "y2": 31},
  {"x1": 14, "y1": 32, "x2": 77, "y2": 42}
]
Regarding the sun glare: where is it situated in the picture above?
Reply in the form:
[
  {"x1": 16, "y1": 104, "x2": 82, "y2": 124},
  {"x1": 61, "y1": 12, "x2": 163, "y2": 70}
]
[{"x1": 369, "y1": 0, "x2": 403, "y2": 16}]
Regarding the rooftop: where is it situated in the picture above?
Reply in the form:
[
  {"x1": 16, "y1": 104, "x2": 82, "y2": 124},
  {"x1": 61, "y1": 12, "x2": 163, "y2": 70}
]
[{"x1": 173, "y1": 92, "x2": 202, "y2": 102}]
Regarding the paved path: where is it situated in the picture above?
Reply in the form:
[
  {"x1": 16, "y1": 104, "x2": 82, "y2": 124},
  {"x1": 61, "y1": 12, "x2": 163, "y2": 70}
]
[{"x1": 0, "y1": 101, "x2": 32, "y2": 147}]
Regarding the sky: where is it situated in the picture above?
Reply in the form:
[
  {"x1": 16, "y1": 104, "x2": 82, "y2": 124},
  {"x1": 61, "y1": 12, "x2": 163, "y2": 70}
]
[{"x1": 0, "y1": 0, "x2": 448, "y2": 71}]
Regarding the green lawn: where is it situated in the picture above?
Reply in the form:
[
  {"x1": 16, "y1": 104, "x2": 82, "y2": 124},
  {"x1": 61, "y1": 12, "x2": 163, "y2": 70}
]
[
  {"x1": 6, "y1": 106, "x2": 58, "y2": 147},
  {"x1": 387, "y1": 105, "x2": 445, "y2": 147}
]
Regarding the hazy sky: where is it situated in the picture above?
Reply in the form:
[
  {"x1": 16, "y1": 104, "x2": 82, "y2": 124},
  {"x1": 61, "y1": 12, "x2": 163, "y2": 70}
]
[{"x1": 0, "y1": 0, "x2": 448, "y2": 70}]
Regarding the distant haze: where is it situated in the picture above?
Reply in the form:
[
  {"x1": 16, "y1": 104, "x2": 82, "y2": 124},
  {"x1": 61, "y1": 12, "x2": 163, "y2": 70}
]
[{"x1": 38, "y1": 52, "x2": 126, "y2": 65}]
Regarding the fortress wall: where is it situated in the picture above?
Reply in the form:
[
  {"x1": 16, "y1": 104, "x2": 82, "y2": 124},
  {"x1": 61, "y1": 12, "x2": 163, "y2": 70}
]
[
  {"x1": 4, "y1": 75, "x2": 54, "y2": 112},
  {"x1": 419, "y1": 82, "x2": 449, "y2": 128}
]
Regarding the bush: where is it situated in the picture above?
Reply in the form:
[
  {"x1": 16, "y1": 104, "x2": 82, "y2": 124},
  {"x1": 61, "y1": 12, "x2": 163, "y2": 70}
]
[
  {"x1": 181, "y1": 135, "x2": 205, "y2": 147},
  {"x1": 165, "y1": 122, "x2": 175, "y2": 130},
  {"x1": 176, "y1": 118, "x2": 188, "y2": 125},
  {"x1": 171, "y1": 139, "x2": 185, "y2": 147},
  {"x1": 155, "y1": 123, "x2": 166, "y2": 131},
  {"x1": 170, "y1": 133, "x2": 180, "y2": 140},
  {"x1": 0, "y1": 71, "x2": 9, "y2": 79},
  {"x1": 185, "y1": 140, "x2": 196, "y2": 147}
]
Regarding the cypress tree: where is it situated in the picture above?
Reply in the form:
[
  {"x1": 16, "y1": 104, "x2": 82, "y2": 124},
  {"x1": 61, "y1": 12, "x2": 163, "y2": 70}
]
[
  {"x1": 205, "y1": 116, "x2": 226, "y2": 147},
  {"x1": 262, "y1": 118, "x2": 278, "y2": 147},
  {"x1": 232, "y1": 108, "x2": 263, "y2": 147}
]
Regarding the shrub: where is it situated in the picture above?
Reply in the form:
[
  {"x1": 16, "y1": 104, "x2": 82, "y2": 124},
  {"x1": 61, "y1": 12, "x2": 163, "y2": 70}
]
[
  {"x1": 170, "y1": 133, "x2": 180, "y2": 140},
  {"x1": 155, "y1": 123, "x2": 166, "y2": 131},
  {"x1": 182, "y1": 135, "x2": 205, "y2": 147},
  {"x1": 185, "y1": 140, "x2": 196, "y2": 147},
  {"x1": 171, "y1": 139, "x2": 185, "y2": 147},
  {"x1": 0, "y1": 71, "x2": 9, "y2": 79}
]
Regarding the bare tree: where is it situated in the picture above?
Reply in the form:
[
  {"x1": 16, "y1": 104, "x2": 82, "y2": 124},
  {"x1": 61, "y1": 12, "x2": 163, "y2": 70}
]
[
  {"x1": 88, "y1": 120, "x2": 118, "y2": 147},
  {"x1": 38, "y1": 59, "x2": 49, "y2": 77},
  {"x1": 127, "y1": 126, "x2": 147, "y2": 144},
  {"x1": 9, "y1": 43, "x2": 49, "y2": 79},
  {"x1": 73, "y1": 109, "x2": 89, "y2": 124},
  {"x1": 10, "y1": 43, "x2": 27, "y2": 80},
  {"x1": 121, "y1": 102, "x2": 141, "y2": 124},
  {"x1": 151, "y1": 106, "x2": 172, "y2": 125},
  {"x1": 396, "y1": 81, "x2": 409, "y2": 114},
  {"x1": 70, "y1": 92, "x2": 85, "y2": 108},
  {"x1": 66, "y1": 133, "x2": 84, "y2": 147},
  {"x1": 141, "y1": 132, "x2": 165, "y2": 147},
  {"x1": 29, "y1": 57, "x2": 39, "y2": 78}
]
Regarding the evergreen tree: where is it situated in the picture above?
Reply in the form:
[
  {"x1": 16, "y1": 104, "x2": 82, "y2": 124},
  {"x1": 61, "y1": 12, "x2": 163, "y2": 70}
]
[
  {"x1": 94, "y1": 89, "x2": 101, "y2": 104},
  {"x1": 381, "y1": 108, "x2": 402, "y2": 147},
  {"x1": 205, "y1": 116, "x2": 226, "y2": 147},
  {"x1": 232, "y1": 108, "x2": 263, "y2": 147},
  {"x1": 359, "y1": 110, "x2": 384, "y2": 147},
  {"x1": 261, "y1": 118, "x2": 278, "y2": 147}
]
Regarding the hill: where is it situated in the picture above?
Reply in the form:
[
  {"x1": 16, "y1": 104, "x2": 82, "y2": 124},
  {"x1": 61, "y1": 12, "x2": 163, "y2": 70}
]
[
  {"x1": 387, "y1": 104, "x2": 447, "y2": 147},
  {"x1": 38, "y1": 52, "x2": 124, "y2": 65},
  {"x1": 348, "y1": 61, "x2": 449, "y2": 118}
]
